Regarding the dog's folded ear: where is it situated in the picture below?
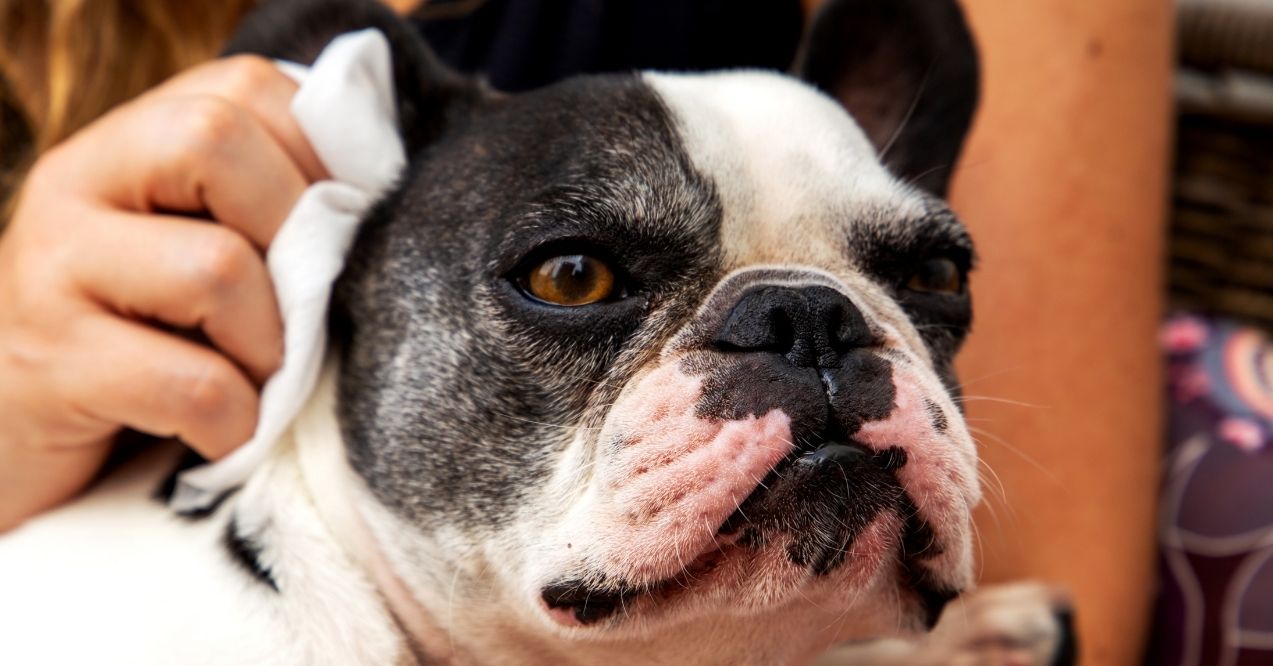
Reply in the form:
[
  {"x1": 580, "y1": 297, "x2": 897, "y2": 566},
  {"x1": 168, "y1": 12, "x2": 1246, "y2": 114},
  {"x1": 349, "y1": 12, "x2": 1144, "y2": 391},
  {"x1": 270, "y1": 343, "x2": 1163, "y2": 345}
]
[
  {"x1": 794, "y1": 0, "x2": 979, "y2": 198},
  {"x1": 223, "y1": 0, "x2": 482, "y2": 155}
]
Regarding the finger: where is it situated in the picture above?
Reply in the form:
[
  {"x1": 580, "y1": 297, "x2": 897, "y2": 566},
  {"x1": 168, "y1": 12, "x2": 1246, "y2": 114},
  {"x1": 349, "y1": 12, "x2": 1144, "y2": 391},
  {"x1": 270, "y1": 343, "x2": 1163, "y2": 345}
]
[
  {"x1": 66, "y1": 208, "x2": 284, "y2": 384},
  {"x1": 59, "y1": 94, "x2": 308, "y2": 248},
  {"x1": 150, "y1": 55, "x2": 328, "y2": 182},
  {"x1": 59, "y1": 314, "x2": 259, "y2": 460}
]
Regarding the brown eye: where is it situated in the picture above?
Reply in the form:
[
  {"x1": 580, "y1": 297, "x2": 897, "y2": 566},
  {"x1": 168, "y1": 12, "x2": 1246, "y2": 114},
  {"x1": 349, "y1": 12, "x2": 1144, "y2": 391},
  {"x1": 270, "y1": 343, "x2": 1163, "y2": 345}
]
[
  {"x1": 906, "y1": 258, "x2": 963, "y2": 294},
  {"x1": 524, "y1": 254, "x2": 617, "y2": 306}
]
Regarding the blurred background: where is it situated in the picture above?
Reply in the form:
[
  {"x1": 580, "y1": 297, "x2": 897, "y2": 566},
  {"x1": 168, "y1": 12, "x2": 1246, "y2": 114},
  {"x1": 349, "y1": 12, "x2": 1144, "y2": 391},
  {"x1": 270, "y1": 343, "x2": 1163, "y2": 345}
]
[{"x1": 1154, "y1": 1, "x2": 1273, "y2": 664}]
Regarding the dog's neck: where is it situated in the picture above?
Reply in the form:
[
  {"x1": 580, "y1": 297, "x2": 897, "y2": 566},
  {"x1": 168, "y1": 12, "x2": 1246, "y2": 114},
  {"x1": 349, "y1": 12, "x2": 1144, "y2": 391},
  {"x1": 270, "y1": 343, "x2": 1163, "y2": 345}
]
[
  {"x1": 287, "y1": 361, "x2": 455, "y2": 663},
  {"x1": 282, "y1": 365, "x2": 628, "y2": 664}
]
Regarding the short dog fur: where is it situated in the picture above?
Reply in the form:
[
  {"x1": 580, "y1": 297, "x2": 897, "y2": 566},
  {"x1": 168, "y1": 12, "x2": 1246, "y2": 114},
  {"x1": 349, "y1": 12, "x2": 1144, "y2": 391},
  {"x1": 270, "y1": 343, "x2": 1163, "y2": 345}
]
[{"x1": 0, "y1": 1, "x2": 1074, "y2": 664}]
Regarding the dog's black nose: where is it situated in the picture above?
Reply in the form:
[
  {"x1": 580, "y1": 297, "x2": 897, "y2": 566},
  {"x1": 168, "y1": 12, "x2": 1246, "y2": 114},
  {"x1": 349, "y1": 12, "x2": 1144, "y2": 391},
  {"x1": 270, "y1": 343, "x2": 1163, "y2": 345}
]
[{"x1": 713, "y1": 285, "x2": 873, "y2": 368}]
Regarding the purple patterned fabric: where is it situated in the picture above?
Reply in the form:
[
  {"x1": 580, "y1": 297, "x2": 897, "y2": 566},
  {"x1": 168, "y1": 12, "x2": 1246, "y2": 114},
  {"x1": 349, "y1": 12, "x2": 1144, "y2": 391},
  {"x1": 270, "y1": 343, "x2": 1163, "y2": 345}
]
[{"x1": 1154, "y1": 314, "x2": 1273, "y2": 666}]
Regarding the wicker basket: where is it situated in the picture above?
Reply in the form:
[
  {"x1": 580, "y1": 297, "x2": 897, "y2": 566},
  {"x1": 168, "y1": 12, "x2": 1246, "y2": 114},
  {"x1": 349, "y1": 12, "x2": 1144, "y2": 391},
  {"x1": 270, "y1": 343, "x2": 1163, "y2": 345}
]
[{"x1": 1171, "y1": 0, "x2": 1273, "y2": 330}]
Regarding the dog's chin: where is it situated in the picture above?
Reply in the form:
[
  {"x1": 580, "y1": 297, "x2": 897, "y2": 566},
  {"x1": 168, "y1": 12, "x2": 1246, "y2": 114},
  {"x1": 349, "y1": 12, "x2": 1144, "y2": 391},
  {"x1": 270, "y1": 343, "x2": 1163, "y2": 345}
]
[{"x1": 536, "y1": 504, "x2": 961, "y2": 637}]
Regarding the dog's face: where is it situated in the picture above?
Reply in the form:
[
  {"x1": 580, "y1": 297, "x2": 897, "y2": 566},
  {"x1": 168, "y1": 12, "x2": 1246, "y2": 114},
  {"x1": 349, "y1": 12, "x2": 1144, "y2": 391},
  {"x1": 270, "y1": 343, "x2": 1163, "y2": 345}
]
[{"x1": 234, "y1": 0, "x2": 980, "y2": 656}]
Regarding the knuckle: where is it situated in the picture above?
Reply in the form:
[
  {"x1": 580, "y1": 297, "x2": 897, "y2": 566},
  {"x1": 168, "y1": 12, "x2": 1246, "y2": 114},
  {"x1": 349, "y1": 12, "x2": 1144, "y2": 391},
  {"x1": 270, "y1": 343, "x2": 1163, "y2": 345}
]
[
  {"x1": 21, "y1": 149, "x2": 70, "y2": 199},
  {"x1": 215, "y1": 55, "x2": 281, "y2": 100},
  {"x1": 192, "y1": 228, "x2": 256, "y2": 294},
  {"x1": 171, "y1": 96, "x2": 245, "y2": 158},
  {"x1": 175, "y1": 361, "x2": 237, "y2": 420}
]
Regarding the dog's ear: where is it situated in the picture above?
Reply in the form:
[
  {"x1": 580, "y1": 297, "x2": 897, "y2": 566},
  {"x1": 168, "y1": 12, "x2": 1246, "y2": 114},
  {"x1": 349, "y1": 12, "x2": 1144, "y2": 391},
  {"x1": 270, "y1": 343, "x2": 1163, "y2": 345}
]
[
  {"x1": 794, "y1": 0, "x2": 979, "y2": 198},
  {"x1": 223, "y1": 0, "x2": 481, "y2": 155}
]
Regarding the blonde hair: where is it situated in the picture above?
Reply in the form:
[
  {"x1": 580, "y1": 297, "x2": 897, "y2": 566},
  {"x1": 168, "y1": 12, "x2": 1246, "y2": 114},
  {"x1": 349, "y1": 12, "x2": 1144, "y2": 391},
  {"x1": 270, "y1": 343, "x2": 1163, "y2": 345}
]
[{"x1": 0, "y1": 0, "x2": 257, "y2": 218}]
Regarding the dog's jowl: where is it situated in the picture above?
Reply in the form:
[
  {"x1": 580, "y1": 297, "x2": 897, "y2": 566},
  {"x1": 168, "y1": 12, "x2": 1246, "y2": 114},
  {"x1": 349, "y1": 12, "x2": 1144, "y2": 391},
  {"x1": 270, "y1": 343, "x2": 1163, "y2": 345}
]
[{"x1": 0, "y1": 0, "x2": 1076, "y2": 664}]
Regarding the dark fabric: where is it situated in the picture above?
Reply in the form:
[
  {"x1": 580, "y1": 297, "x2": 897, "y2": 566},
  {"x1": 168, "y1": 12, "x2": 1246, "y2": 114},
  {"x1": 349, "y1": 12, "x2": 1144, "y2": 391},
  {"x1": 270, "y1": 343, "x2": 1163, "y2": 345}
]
[
  {"x1": 413, "y1": 0, "x2": 805, "y2": 92},
  {"x1": 1152, "y1": 314, "x2": 1273, "y2": 666}
]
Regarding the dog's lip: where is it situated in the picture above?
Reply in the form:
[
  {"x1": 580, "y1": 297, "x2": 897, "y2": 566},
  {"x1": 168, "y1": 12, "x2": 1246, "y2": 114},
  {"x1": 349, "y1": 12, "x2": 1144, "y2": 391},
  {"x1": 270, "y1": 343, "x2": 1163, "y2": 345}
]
[
  {"x1": 541, "y1": 441, "x2": 950, "y2": 628},
  {"x1": 719, "y1": 438, "x2": 905, "y2": 536},
  {"x1": 541, "y1": 533, "x2": 743, "y2": 627}
]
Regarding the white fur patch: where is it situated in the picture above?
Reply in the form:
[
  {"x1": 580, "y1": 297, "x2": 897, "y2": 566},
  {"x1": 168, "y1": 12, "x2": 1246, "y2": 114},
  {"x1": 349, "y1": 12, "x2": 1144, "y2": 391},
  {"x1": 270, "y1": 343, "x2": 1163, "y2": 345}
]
[
  {"x1": 0, "y1": 380, "x2": 408, "y2": 666},
  {"x1": 643, "y1": 71, "x2": 924, "y2": 270}
]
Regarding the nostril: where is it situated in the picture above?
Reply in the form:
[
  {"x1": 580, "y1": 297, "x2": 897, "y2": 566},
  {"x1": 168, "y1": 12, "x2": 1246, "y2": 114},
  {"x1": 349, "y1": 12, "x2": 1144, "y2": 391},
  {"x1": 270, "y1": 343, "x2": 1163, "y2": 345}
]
[
  {"x1": 823, "y1": 294, "x2": 873, "y2": 352},
  {"x1": 714, "y1": 288, "x2": 795, "y2": 353},
  {"x1": 713, "y1": 284, "x2": 873, "y2": 368}
]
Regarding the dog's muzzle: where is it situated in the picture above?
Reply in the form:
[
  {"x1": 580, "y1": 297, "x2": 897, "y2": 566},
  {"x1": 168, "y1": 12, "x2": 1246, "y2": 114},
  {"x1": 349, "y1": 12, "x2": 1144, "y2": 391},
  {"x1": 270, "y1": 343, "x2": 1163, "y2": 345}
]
[{"x1": 539, "y1": 276, "x2": 968, "y2": 628}]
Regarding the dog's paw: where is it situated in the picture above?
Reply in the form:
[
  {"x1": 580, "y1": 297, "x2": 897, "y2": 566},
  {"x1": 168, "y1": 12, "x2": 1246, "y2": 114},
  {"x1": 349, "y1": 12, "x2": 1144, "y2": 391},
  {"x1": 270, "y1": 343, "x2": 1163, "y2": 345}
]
[
  {"x1": 920, "y1": 582, "x2": 1077, "y2": 666},
  {"x1": 812, "y1": 582, "x2": 1076, "y2": 666}
]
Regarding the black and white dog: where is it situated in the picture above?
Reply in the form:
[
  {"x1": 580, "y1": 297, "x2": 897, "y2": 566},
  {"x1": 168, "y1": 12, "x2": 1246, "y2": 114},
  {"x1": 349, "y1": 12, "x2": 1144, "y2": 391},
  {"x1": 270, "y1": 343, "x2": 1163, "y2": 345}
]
[{"x1": 0, "y1": 1, "x2": 1075, "y2": 664}]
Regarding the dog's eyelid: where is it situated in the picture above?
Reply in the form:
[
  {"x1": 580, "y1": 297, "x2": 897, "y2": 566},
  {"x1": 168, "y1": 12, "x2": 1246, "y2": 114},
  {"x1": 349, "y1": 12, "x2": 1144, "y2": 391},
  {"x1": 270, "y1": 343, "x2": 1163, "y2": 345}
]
[
  {"x1": 513, "y1": 238, "x2": 628, "y2": 275},
  {"x1": 893, "y1": 215, "x2": 976, "y2": 270},
  {"x1": 502, "y1": 237, "x2": 651, "y2": 309}
]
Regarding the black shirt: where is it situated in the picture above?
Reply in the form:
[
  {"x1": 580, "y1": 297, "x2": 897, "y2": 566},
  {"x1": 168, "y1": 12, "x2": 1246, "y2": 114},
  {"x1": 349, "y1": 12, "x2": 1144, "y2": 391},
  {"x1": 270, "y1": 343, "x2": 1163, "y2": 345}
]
[{"x1": 414, "y1": 0, "x2": 804, "y2": 92}]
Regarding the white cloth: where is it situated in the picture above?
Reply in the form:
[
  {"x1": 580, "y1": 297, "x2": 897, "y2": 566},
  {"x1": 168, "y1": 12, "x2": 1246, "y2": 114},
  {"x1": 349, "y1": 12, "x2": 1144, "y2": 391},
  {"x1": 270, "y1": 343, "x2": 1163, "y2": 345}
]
[{"x1": 172, "y1": 29, "x2": 406, "y2": 512}]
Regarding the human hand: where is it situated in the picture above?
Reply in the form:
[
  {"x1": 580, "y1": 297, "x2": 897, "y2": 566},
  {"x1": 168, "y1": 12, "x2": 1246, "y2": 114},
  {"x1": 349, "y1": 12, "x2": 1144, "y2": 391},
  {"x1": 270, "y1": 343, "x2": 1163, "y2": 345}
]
[{"x1": 0, "y1": 56, "x2": 326, "y2": 531}]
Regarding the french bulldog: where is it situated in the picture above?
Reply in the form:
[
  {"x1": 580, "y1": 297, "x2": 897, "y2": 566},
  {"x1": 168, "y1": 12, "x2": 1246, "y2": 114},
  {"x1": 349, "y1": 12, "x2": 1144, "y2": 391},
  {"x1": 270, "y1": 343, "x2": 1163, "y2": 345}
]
[{"x1": 0, "y1": 0, "x2": 1075, "y2": 664}]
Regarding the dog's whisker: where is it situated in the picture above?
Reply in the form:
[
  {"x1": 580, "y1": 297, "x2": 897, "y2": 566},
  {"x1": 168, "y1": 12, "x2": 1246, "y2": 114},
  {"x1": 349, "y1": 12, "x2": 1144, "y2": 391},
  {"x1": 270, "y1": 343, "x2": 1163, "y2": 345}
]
[
  {"x1": 743, "y1": 469, "x2": 771, "y2": 494},
  {"x1": 492, "y1": 412, "x2": 597, "y2": 432},
  {"x1": 967, "y1": 426, "x2": 1059, "y2": 483},
  {"x1": 976, "y1": 458, "x2": 1009, "y2": 506},
  {"x1": 953, "y1": 364, "x2": 1032, "y2": 391},
  {"x1": 953, "y1": 395, "x2": 1046, "y2": 409},
  {"x1": 878, "y1": 61, "x2": 933, "y2": 164}
]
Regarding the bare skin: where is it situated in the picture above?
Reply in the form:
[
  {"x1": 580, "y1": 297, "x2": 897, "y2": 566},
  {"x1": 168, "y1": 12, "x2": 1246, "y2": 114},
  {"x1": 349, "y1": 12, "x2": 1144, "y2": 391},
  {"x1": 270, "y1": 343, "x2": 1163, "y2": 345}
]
[
  {"x1": 949, "y1": 1, "x2": 1172, "y2": 664},
  {"x1": 0, "y1": 56, "x2": 326, "y2": 531}
]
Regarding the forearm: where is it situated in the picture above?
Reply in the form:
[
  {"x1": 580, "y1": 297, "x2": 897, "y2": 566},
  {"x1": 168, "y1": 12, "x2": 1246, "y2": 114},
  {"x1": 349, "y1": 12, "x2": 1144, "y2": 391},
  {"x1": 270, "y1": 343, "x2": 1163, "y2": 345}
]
[{"x1": 948, "y1": 1, "x2": 1172, "y2": 664}]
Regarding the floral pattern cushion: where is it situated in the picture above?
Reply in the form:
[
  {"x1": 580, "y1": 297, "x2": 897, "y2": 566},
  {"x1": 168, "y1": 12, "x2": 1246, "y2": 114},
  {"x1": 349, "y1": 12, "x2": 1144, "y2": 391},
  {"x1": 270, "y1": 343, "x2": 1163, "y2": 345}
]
[{"x1": 1154, "y1": 314, "x2": 1273, "y2": 666}]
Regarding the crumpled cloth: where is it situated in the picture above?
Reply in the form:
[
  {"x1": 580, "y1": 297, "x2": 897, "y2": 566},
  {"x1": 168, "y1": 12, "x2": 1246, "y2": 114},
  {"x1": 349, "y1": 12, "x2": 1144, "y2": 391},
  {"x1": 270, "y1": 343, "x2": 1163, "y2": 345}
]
[{"x1": 172, "y1": 29, "x2": 406, "y2": 512}]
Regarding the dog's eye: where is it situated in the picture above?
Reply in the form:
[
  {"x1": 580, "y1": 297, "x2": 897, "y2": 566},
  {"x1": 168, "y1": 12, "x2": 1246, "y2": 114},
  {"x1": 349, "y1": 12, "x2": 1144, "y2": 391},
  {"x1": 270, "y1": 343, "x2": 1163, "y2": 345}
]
[
  {"x1": 906, "y1": 257, "x2": 963, "y2": 295},
  {"x1": 522, "y1": 254, "x2": 617, "y2": 306}
]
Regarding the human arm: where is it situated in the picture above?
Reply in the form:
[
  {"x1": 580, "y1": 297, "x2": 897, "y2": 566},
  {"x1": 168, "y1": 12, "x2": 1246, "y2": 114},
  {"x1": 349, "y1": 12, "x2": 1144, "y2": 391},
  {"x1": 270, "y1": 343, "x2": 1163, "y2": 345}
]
[{"x1": 948, "y1": 1, "x2": 1171, "y2": 664}]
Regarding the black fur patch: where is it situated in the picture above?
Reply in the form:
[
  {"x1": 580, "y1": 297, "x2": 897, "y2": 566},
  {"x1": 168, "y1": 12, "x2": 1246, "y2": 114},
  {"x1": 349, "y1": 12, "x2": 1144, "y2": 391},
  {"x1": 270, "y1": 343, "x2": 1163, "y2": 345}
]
[
  {"x1": 687, "y1": 349, "x2": 896, "y2": 450},
  {"x1": 796, "y1": 0, "x2": 980, "y2": 197},
  {"x1": 541, "y1": 582, "x2": 637, "y2": 626},
  {"x1": 924, "y1": 398, "x2": 948, "y2": 433},
  {"x1": 721, "y1": 443, "x2": 931, "y2": 576},
  {"x1": 896, "y1": 499, "x2": 955, "y2": 629},
  {"x1": 851, "y1": 209, "x2": 974, "y2": 366},
  {"x1": 223, "y1": 518, "x2": 279, "y2": 592},
  {"x1": 776, "y1": 445, "x2": 907, "y2": 574},
  {"x1": 333, "y1": 74, "x2": 722, "y2": 529},
  {"x1": 1051, "y1": 608, "x2": 1079, "y2": 666}
]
